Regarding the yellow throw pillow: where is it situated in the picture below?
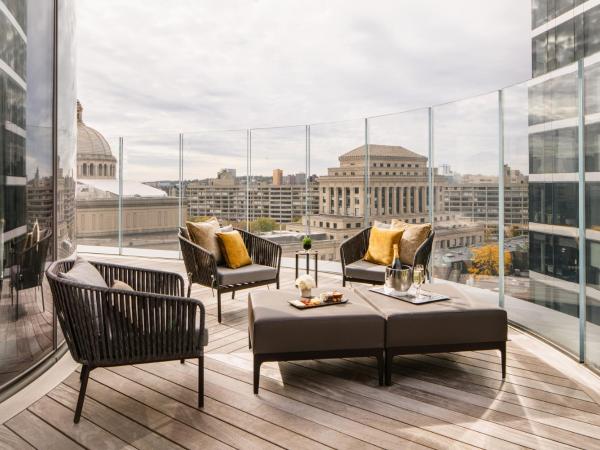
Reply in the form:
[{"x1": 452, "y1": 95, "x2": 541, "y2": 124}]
[
  {"x1": 391, "y1": 220, "x2": 432, "y2": 265},
  {"x1": 186, "y1": 217, "x2": 223, "y2": 264},
  {"x1": 216, "y1": 230, "x2": 252, "y2": 269},
  {"x1": 363, "y1": 226, "x2": 404, "y2": 266}
]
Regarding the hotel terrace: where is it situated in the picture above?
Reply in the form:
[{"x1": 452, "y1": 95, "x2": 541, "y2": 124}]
[{"x1": 2, "y1": 1, "x2": 600, "y2": 449}]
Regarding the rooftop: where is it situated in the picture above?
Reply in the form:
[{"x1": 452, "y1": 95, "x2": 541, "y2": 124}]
[
  {"x1": 3, "y1": 255, "x2": 600, "y2": 449},
  {"x1": 77, "y1": 103, "x2": 116, "y2": 162},
  {"x1": 340, "y1": 144, "x2": 427, "y2": 162}
]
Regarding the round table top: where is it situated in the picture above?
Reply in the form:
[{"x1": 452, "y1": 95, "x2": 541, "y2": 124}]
[{"x1": 295, "y1": 249, "x2": 319, "y2": 255}]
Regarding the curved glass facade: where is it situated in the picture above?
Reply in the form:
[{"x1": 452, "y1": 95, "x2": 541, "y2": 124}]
[{"x1": 0, "y1": 0, "x2": 76, "y2": 389}]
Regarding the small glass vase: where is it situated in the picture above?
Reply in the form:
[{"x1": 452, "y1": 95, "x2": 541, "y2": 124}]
[{"x1": 300, "y1": 288, "x2": 312, "y2": 298}]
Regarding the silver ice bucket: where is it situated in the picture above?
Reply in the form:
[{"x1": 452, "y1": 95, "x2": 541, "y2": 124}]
[{"x1": 385, "y1": 266, "x2": 412, "y2": 293}]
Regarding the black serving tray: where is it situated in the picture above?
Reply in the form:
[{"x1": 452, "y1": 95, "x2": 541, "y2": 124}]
[
  {"x1": 369, "y1": 286, "x2": 449, "y2": 305},
  {"x1": 289, "y1": 297, "x2": 349, "y2": 309}
]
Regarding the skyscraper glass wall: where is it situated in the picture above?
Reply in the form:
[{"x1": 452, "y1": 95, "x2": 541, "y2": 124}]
[{"x1": 0, "y1": 0, "x2": 76, "y2": 391}]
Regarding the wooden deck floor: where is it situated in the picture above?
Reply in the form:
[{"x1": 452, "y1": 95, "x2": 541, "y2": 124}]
[{"x1": 2, "y1": 254, "x2": 600, "y2": 449}]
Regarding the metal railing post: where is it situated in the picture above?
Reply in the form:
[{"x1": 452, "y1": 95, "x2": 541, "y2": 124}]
[
  {"x1": 498, "y1": 90, "x2": 505, "y2": 309},
  {"x1": 577, "y1": 59, "x2": 587, "y2": 363},
  {"x1": 246, "y1": 129, "x2": 251, "y2": 231},
  {"x1": 306, "y1": 124, "x2": 311, "y2": 235},
  {"x1": 118, "y1": 137, "x2": 123, "y2": 255},
  {"x1": 428, "y1": 107, "x2": 434, "y2": 282},
  {"x1": 364, "y1": 118, "x2": 370, "y2": 227},
  {"x1": 178, "y1": 133, "x2": 184, "y2": 259}
]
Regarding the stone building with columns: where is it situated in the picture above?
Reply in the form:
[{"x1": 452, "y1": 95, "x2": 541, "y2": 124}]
[
  {"x1": 290, "y1": 144, "x2": 451, "y2": 238},
  {"x1": 287, "y1": 144, "x2": 484, "y2": 259}
]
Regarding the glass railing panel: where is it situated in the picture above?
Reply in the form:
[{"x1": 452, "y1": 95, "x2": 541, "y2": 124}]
[
  {"x1": 367, "y1": 109, "x2": 432, "y2": 270},
  {"x1": 368, "y1": 109, "x2": 431, "y2": 219},
  {"x1": 121, "y1": 134, "x2": 180, "y2": 257},
  {"x1": 307, "y1": 119, "x2": 365, "y2": 262},
  {"x1": 505, "y1": 67, "x2": 580, "y2": 357},
  {"x1": 182, "y1": 130, "x2": 247, "y2": 230},
  {"x1": 432, "y1": 93, "x2": 501, "y2": 302},
  {"x1": 248, "y1": 126, "x2": 307, "y2": 258},
  {"x1": 75, "y1": 135, "x2": 121, "y2": 254},
  {"x1": 585, "y1": 55, "x2": 600, "y2": 369}
]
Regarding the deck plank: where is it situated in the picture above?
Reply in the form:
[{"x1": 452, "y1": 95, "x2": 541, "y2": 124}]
[
  {"x1": 141, "y1": 360, "x2": 386, "y2": 449},
  {"x1": 62, "y1": 373, "x2": 231, "y2": 450},
  {"x1": 0, "y1": 424, "x2": 35, "y2": 450},
  {"x1": 283, "y1": 355, "x2": 600, "y2": 447},
  {"x1": 5, "y1": 409, "x2": 83, "y2": 450},
  {"x1": 27, "y1": 396, "x2": 135, "y2": 450},
  {"x1": 47, "y1": 383, "x2": 185, "y2": 450}
]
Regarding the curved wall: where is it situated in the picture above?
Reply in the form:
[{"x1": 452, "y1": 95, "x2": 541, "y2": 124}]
[{"x1": 0, "y1": 0, "x2": 76, "y2": 391}]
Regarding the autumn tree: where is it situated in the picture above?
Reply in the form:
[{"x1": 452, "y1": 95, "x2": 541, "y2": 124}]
[{"x1": 468, "y1": 244, "x2": 512, "y2": 276}]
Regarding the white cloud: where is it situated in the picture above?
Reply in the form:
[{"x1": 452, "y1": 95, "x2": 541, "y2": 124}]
[{"x1": 77, "y1": 0, "x2": 531, "y2": 179}]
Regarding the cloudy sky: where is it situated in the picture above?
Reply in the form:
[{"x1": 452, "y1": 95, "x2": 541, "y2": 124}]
[{"x1": 77, "y1": 0, "x2": 531, "y2": 180}]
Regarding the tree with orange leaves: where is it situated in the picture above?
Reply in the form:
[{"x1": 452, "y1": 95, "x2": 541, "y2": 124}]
[{"x1": 468, "y1": 244, "x2": 512, "y2": 276}]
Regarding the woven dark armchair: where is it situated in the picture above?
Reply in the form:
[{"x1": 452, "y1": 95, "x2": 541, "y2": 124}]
[
  {"x1": 10, "y1": 230, "x2": 52, "y2": 320},
  {"x1": 340, "y1": 226, "x2": 435, "y2": 286},
  {"x1": 179, "y1": 227, "x2": 281, "y2": 323},
  {"x1": 46, "y1": 259, "x2": 207, "y2": 423}
]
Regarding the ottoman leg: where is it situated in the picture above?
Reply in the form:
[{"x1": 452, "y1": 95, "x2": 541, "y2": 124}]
[
  {"x1": 217, "y1": 291, "x2": 222, "y2": 323},
  {"x1": 253, "y1": 356, "x2": 261, "y2": 394},
  {"x1": 376, "y1": 350, "x2": 384, "y2": 386},
  {"x1": 385, "y1": 351, "x2": 394, "y2": 386},
  {"x1": 500, "y1": 342, "x2": 506, "y2": 379}
]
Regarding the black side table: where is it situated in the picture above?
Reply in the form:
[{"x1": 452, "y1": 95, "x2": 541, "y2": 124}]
[{"x1": 295, "y1": 250, "x2": 319, "y2": 286}]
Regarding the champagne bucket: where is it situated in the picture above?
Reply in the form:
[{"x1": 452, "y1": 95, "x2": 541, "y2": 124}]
[{"x1": 385, "y1": 266, "x2": 412, "y2": 293}]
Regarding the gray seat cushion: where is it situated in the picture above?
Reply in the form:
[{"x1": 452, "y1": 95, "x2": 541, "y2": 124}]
[
  {"x1": 359, "y1": 283, "x2": 507, "y2": 348},
  {"x1": 345, "y1": 259, "x2": 386, "y2": 283},
  {"x1": 217, "y1": 264, "x2": 277, "y2": 286},
  {"x1": 59, "y1": 257, "x2": 108, "y2": 288},
  {"x1": 249, "y1": 288, "x2": 384, "y2": 354}
]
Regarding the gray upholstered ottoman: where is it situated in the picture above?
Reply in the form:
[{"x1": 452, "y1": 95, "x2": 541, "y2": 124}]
[
  {"x1": 358, "y1": 283, "x2": 508, "y2": 385},
  {"x1": 248, "y1": 287, "x2": 385, "y2": 393}
]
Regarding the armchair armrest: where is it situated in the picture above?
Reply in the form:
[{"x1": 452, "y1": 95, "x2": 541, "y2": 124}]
[
  {"x1": 340, "y1": 228, "x2": 370, "y2": 271},
  {"x1": 236, "y1": 229, "x2": 282, "y2": 271},
  {"x1": 56, "y1": 286, "x2": 206, "y2": 366},
  {"x1": 178, "y1": 234, "x2": 218, "y2": 288},
  {"x1": 92, "y1": 261, "x2": 185, "y2": 297}
]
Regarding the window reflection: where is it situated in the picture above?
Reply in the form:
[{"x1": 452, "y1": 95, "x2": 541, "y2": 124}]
[{"x1": 0, "y1": 0, "x2": 76, "y2": 388}]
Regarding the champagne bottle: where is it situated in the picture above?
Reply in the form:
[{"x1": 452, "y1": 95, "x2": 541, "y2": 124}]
[{"x1": 391, "y1": 244, "x2": 401, "y2": 270}]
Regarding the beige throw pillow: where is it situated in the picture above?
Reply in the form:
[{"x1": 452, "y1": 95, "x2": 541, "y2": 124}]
[
  {"x1": 390, "y1": 219, "x2": 432, "y2": 265},
  {"x1": 112, "y1": 280, "x2": 134, "y2": 291},
  {"x1": 186, "y1": 217, "x2": 225, "y2": 264},
  {"x1": 373, "y1": 220, "x2": 390, "y2": 229},
  {"x1": 59, "y1": 257, "x2": 108, "y2": 288}
]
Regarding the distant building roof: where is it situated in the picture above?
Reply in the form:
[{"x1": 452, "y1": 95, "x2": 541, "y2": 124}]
[
  {"x1": 340, "y1": 144, "x2": 426, "y2": 161},
  {"x1": 77, "y1": 179, "x2": 168, "y2": 198}
]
